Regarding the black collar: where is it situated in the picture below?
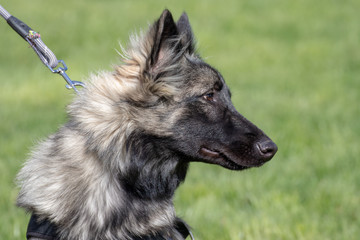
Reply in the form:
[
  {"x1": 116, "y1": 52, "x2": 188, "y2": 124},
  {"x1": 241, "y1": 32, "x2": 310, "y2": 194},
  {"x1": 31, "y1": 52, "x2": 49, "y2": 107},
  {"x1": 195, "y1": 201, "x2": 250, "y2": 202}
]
[
  {"x1": 27, "y1": 214, "x2": 193, "y2": 240},
  {"x1": 26, "y1": 214, "x2": 58, "y2": 240}
]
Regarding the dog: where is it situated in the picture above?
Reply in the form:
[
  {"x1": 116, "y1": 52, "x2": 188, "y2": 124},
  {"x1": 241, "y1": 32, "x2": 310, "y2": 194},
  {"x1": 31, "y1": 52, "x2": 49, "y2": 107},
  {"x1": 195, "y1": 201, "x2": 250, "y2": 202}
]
[{"x1": 17, "y1": 9, "x2": 277, "y2": 240}]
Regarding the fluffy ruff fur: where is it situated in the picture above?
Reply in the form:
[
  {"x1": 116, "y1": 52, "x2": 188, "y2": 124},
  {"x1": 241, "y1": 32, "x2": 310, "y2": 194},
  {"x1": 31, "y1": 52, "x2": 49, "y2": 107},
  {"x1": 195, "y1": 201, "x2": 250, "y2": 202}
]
[{"x1": 17, "y1": 10, "x2": 277, "y2": 240}]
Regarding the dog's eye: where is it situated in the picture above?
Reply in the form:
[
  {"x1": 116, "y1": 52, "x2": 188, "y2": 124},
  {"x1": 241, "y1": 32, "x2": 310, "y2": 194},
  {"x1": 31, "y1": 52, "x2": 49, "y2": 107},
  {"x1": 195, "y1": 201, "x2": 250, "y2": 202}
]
[{"x1": 203, "y1": 92, "x2": 215, "y2": 102}]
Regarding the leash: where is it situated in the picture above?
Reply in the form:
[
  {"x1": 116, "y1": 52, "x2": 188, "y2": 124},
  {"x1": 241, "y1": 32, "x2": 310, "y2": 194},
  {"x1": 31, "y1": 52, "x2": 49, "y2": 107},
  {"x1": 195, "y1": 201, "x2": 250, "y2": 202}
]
[{"x1": 0, "y1": 4, "x2": 84, "y2": 93}]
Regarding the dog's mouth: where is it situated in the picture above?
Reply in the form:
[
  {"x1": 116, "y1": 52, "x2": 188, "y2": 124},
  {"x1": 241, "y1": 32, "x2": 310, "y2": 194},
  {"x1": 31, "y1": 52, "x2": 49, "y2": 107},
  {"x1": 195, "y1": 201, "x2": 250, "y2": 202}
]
[{"x1": 199, "y1": 147, "x2": 251, "y2": 170}]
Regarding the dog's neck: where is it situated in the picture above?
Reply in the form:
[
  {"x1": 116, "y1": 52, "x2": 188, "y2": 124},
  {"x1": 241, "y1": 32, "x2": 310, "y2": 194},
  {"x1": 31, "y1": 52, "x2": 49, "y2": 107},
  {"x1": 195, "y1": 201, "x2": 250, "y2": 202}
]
[
  {"x1": 102, "y1": 131, "x2": 190, "y2": 239},
  {"x1": 121, "y1": 131, "x2": 189, "y2": 200}
]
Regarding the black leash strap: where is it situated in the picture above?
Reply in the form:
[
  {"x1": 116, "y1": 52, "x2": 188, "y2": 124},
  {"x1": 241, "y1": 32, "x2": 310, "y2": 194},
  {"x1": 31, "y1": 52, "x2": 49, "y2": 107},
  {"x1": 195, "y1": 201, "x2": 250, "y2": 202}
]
[{"x1": 0, "y1": 4, "x2": 84, "y2": 93}]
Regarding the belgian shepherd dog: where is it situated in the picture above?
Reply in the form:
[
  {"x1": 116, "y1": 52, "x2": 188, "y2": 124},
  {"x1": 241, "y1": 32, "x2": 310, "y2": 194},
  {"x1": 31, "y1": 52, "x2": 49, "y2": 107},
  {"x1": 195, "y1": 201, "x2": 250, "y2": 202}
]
[{"x1": 17, "y1": 10, "x2": 277, "y2": 240}]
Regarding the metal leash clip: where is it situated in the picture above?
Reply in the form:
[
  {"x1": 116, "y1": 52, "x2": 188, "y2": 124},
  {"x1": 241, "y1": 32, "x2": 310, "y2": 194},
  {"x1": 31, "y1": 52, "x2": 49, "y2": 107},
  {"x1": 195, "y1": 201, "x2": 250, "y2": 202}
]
[{"x1": 46, "y1": 60, "x2": 85, "y2": 93}]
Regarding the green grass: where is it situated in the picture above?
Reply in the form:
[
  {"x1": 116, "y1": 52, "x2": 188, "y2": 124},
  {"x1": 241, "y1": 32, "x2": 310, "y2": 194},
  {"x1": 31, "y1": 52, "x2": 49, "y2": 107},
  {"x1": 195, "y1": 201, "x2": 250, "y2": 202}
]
[{"x1": 1, "y1": 0, "x2": 359, "y2": 239}]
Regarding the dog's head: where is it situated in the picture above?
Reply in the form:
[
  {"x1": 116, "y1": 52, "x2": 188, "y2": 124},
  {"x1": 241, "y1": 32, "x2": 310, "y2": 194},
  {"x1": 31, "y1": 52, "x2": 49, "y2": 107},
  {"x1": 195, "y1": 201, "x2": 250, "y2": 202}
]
[{"x1": 113, "y1": 10, "x2": 277, "y2": 170}]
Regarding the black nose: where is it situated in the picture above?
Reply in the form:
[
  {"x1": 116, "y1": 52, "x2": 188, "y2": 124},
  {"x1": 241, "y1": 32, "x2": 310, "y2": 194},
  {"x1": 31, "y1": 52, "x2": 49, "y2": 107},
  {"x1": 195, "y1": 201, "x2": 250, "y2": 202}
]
[{"x1": 256, "y1": 140, "x2": 278, "y2": 161}]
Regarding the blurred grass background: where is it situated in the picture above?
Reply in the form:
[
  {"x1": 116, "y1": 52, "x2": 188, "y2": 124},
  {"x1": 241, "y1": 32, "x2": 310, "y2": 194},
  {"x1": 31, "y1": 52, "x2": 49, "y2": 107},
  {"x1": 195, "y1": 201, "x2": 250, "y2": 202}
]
[{"x1": 1, "y1": 0, "x2": 359, "y2": 239}]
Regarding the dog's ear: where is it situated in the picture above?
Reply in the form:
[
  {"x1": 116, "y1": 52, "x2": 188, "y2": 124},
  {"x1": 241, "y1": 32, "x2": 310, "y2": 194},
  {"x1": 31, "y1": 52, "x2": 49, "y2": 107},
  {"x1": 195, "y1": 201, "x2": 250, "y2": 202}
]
[
  {"x1": 177, "y1": 12, "x2": 195, "y2": 53},
  {"x1": 150, "y1": 9, "x2": 179, "y2": 67}
]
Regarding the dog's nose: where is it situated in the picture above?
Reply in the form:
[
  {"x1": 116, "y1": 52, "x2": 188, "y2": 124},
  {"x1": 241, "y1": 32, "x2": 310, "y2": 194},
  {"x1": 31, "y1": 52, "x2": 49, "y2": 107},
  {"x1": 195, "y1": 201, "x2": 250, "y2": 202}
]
[{"x1": 256, "y1": 140, "x2": 278, "y2": 161}]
